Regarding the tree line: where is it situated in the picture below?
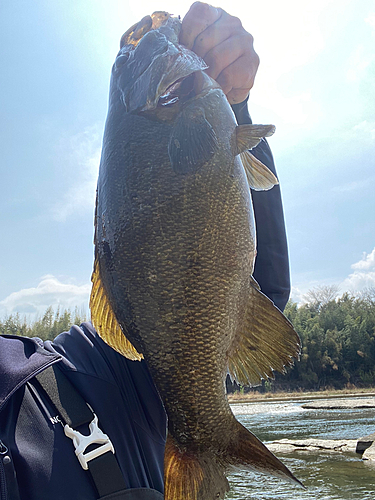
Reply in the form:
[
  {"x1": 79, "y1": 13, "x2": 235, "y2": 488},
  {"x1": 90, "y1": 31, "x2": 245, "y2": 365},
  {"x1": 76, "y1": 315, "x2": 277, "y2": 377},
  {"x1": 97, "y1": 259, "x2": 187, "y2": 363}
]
[
  {"x1": 279, "y1": 286, "x2": 375, "y2": 391},
  {"x1": 226, "y1": 285, "x2": 375, "y2": 393},
  {"x1": 0, "y1": 306, "x2": 87, "y2": 341},
  {"x1": 2, "y1": 286, "x2": 375, "y2": 392}
]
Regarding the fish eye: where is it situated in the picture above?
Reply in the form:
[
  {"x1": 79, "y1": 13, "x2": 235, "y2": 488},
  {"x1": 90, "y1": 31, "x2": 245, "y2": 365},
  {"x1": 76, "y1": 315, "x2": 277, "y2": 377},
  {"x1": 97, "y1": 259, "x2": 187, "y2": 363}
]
[{"x1": 114, "y1": 52, "x2": 130, "y2": 71}]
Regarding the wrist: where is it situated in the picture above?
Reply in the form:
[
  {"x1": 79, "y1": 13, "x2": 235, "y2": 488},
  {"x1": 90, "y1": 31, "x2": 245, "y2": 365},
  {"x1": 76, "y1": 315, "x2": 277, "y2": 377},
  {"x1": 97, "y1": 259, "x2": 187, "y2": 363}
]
[{"x1": 231, "y1": 96, "x2": 252, "y2": 125}]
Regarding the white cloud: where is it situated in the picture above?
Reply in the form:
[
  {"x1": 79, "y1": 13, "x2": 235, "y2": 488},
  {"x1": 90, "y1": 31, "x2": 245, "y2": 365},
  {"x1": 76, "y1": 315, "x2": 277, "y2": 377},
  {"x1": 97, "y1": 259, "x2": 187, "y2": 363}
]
[
  {"x1": 51, "y1": 125, "x2": 102, "y2": 222},
  {"x1": 346, "y1": 44, "x2": 374, "y2": 83},
  {"x1": 341, "y1": 271, "x2": 375, "y2": 292},
  {"x1": 365, "y1": 12, "x2": 375, "y2": 29},
  {"x1": 0, "y1": 275, "x2": 91, "y2": 319},
  {"x1": 331, "y1": 179, "x2": 369, "y2": 194},
  {"x1": 341, "y1": 248, "x2": 375, "y2": 292},
  {"x1": 351, "y1": 248, "x2": 375, "y2": 270},
  {"x1": 290, "y1": 285, "x2": 307, "y2": 304},
  {"x1": 353, "y1": 120, "x2": 375, "y2": 141},
  {"x1": 253, "y1": 88, "x2": 319, "y2": 127}
]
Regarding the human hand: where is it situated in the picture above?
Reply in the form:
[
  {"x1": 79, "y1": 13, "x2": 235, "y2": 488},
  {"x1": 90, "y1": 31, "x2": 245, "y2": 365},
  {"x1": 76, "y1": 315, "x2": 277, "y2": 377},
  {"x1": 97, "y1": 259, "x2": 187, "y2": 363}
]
[{"x1": 180, "y1": 2, "x2": 259, "y2": 104}]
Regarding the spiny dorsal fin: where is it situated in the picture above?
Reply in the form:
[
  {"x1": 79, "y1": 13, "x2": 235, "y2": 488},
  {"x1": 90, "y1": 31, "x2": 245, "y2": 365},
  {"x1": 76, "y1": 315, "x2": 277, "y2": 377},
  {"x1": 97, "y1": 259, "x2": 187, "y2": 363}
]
[
  {"x1": 240, "y1": 151, "x2": 279, "y2": 191},
  {"x1": 90, "y1": 257, "x2": 143, "y2": 361},
  {"x1": 235, "y1": 124, "x2": 275, "y2": 155},
  {"x1": 228, "y1": 277, "x2": 301, "y2": 386}
]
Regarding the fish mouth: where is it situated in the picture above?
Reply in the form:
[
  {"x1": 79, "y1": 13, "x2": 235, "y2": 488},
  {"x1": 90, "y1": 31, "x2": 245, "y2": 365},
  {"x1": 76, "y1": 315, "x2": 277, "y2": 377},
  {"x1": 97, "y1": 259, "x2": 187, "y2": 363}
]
[
  {"x1": 115, "y1": 13, "x2": 211, "y2": 114},
  {"x1": 116, "y1": 43, "x2": 209, "y2": 114},
  {"x1": 157, "y1": 73, "x2": 196, "y2": 107},
  {"x1": 157, "y1": 70, "x2": 221, "y2": 109}
]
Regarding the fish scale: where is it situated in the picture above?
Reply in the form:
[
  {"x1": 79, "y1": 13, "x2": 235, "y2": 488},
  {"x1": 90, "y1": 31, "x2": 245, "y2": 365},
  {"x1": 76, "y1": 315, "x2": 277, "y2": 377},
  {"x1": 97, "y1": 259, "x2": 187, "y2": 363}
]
[{"x1": 90, "y1": 12, "x2": 302, "y2": 500}]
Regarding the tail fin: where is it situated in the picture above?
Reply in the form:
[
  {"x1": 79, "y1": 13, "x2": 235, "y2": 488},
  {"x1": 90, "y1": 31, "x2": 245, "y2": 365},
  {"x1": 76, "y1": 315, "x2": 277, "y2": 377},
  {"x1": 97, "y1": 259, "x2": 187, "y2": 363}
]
[
  {"x1": 228, "y1": 418, "x2": 304, "y2": 486},
  {"x1": 164, "y1": 420, "x2": 303, "y2": 500}
]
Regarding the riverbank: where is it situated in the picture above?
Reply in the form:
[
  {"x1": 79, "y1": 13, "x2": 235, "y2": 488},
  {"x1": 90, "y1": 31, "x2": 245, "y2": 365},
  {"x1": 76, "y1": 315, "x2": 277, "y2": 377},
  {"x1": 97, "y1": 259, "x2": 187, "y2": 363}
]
[
  {"x1": 227, "y1": 395, "x2": 375, "y2": 499},
  {"x1": 227, "y1": 386, "x2": 375, "y2": 403}
]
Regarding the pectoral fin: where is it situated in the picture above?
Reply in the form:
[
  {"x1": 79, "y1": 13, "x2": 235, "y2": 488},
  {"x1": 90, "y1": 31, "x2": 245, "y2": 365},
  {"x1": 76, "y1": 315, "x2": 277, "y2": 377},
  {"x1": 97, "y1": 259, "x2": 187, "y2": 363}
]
[
  {"x1": 168, "y1": 108, "x2": 218, "y2": 174},
  {"x1": 228, "y1": 277, "x2": 301, "y2": 386},
  {"x1": 90, "y1": 256, "x2": 143, "y2": 361}
]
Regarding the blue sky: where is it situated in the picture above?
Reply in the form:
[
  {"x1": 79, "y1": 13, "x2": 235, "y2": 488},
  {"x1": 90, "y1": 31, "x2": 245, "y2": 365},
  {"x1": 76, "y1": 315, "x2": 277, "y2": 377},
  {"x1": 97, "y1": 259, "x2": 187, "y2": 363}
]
[{"x1": 1, "y1": 0, "x2": 374, "y2": 318}]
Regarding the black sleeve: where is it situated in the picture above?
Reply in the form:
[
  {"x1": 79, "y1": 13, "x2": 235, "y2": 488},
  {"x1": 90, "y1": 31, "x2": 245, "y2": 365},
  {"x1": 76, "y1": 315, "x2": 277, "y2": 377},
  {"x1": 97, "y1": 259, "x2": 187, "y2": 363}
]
[{"x1": 231, "y1": 98, "x2": 291, "y2": 311}]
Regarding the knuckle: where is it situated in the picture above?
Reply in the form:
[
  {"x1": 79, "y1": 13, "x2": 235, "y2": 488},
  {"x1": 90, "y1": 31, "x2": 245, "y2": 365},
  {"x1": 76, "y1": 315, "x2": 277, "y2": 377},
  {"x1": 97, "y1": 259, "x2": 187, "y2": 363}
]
[
  {"x1": 240, "y1": 33, "x2": 259, "y2": 67},
  {"x1": 191, "y1": 2, "x2": 211, "y2": 17},
  {"x1": 221, "y1": 10, "x2": 243, "y2": 30},
  {"x1": 253, "y1": 51, "x2": 260, "y2": 70},
  {"x1": 242, "y1": 31, "x2": 255, "y2": 48},
  {"x1": 229, "y1": 15, "x2": 242, "y2": 29}
]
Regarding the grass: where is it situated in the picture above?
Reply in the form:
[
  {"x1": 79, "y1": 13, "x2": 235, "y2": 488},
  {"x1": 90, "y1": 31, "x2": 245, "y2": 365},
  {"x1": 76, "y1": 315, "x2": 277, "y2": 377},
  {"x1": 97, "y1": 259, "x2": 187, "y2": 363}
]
[{"x1": 227, "y1": 386, "x2": 375, "y2": 403}]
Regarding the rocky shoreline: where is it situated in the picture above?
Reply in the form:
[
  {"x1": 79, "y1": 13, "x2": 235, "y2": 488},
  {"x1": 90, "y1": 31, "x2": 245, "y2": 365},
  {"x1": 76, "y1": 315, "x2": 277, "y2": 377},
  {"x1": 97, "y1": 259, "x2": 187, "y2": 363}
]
[
  {"x1": 268, "y1": 433, "x2": 375, "y2": 462},
  {"x1": 228, "y1": 391, "x2": 375, "y2": 404},
  {"x1": 301, "y1": 397, "x2": 375, "y2": 409},
  {"x1": 230, "y1": 395, "x2": 375, "y2": 462},
  {"x1": 266, "y1": 397, "x2": 375, "y2": 462}
]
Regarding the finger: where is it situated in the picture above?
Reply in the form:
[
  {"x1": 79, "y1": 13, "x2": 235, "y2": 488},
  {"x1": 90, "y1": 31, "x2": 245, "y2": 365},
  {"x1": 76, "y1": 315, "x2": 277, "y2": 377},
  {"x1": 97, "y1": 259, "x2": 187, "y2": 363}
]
[
  {"x1": 203, "y1": 32, "x2": 256, "y2": 81},
  {"x1": 191, "y1": 10, "x2": 243, "y2": 60},
  {"x1": 180, "y1": 2, "x2": 221, "y2": 50},
  {"x1": 226, "y1": 87, "x2": 252, "y2": 105},
  {"x1": 216, "y1": 54, "x2": 259, "y2": 103}
]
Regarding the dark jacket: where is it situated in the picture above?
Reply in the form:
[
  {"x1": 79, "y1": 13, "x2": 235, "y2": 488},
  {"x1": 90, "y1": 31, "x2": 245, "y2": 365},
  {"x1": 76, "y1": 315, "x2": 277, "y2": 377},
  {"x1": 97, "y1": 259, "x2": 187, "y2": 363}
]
[
  {"x1": 232, "y1": 99, "x2": 290, "y2": 312},
  {"x1": 0, "y1": 323, "x2": 166, "y2": 500},
  {"x1": 0, "y1": 102, "x2": 290, "y2": 500}
]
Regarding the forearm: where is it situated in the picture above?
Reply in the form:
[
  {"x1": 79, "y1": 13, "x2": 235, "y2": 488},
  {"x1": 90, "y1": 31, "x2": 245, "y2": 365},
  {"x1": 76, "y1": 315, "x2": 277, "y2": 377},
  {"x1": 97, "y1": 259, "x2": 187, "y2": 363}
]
[{"x1": 232, "y1": 100, "x2": 291, "y2": 311}]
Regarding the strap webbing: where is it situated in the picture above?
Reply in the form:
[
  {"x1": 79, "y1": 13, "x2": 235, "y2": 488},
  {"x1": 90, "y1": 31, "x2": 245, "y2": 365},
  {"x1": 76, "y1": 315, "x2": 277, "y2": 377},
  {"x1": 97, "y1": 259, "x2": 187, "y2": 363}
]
[
  {"x1": 100, "y1": 488, "x2": 164, "y2": 499},
  {"x1": 89, "y1": 451, "x2": 128, "y2": 498},
  {"x1": 35, "y1": 364, "x2": 93, "y2": 428},
  {"x1": 35, "y1": 364, "x2": 127, "y2": 497}
]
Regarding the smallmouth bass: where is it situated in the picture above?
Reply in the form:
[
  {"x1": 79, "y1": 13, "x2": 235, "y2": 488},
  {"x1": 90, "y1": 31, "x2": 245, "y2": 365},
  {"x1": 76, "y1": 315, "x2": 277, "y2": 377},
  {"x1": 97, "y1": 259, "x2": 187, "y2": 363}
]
[{"x1": 90, "y1": 12, "x2": 302, "y2": 500}]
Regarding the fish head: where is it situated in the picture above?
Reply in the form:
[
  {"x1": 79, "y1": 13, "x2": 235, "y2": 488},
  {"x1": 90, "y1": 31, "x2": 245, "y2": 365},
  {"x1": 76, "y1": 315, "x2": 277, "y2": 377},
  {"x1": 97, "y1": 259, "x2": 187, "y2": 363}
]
[{"x1": 110, "y1": 13, "x2": 220, "y2": 118}]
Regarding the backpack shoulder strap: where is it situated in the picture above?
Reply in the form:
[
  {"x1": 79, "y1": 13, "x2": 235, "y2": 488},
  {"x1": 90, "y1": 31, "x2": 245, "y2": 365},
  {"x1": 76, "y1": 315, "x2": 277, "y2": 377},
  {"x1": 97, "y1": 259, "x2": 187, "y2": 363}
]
[{"x1": 34, "y1": 364, "x2": 127, "y2": 498}]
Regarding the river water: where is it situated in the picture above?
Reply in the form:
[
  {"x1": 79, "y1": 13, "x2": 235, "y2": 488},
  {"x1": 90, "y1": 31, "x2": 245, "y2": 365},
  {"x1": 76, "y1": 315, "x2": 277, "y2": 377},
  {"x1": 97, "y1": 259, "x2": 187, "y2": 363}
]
[{"x1": 227, "y1": 398, "x2": 375, "y2": 499}]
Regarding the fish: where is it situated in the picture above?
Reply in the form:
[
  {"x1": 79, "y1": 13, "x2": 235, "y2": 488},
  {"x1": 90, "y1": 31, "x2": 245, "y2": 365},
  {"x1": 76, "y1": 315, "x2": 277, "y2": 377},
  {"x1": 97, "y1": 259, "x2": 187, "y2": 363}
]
[{"x1": 90, "y1": 12, "x2": 302, "y2": 500}]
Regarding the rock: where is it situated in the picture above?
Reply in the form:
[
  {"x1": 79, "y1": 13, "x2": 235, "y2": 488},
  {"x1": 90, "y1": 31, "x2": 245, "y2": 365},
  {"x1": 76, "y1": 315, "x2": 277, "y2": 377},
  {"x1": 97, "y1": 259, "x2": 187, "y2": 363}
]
[
  {"x1": 356, "y1": 433, "x2": 375, "y2": 454},
  {"x1": 301, "y1": 398, "x2": 375, "y2": 410},
  {"x1": 267, "y1": 438, "x2": 358, "y2": 454},
  {"x1": 362, "y1": 442, "x2": 375, "y2": 460}
]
